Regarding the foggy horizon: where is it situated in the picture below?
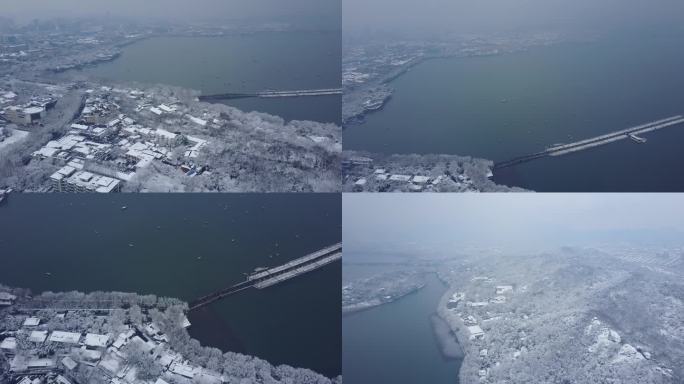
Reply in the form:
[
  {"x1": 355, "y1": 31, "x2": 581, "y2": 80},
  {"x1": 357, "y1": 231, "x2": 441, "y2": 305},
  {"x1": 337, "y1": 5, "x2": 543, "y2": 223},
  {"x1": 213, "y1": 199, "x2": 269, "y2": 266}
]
[
  {"x1": 343, "y1": 194, "x2": 684, "y2": 256},
  {"x1": 0, "y1": 0, "x2": 340, "y2": 29},
  {"x1": 343, "y1": 0, "x2": 684, "y2": 37}
]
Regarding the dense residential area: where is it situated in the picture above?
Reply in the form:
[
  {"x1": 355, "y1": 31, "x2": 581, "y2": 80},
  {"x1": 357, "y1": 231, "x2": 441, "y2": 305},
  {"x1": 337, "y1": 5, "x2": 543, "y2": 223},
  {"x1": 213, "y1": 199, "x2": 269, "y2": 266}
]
[
  {"x1": 0, "y1": 17, "x2": 341, "y2": 193},
  {"x1": 342, "y1": 152, "x2": 524, "y2": 192},
  {"x1": 0, "y1": 286, "x2": 340, "y2": 384}
]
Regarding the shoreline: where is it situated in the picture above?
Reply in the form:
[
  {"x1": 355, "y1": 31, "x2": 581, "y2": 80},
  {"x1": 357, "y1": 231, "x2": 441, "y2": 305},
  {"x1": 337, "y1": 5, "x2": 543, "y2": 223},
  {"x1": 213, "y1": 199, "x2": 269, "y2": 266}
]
[
  {"x1": 341, "y1": 282, "x2": 426, "y2": 316},
  {"x1": 342, "y1": 36, "x2": 568, "y2": 127},
  {"x1": 0, "y1": 283, "x2": 340, "y2": 382},
  {"x1": 3, "y1": 75, "x2": 341, "y2": 192},
  {"x1": 429, "y1": 274, "x2": 466, "y2": 376},
  {"x1": 341, "y1": 39, "x2": 572, "y2": 193},
  {"x1": 435, "y1": 284, "x2": 473, "y2": 384},
  {"x1": 342, "y1": 151, "x2": 528, "y2": 192}
]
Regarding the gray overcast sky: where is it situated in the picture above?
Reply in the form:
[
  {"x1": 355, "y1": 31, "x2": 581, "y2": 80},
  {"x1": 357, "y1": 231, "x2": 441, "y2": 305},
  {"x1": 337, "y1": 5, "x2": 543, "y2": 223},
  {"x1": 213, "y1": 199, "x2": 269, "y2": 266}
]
[
  {"x1": 343, "y1": 194, "x2": 684, "y2": 255},
  {"x1": 2, "y1": 0, "x2": 340, "y2": 28},
  {"x1": 343, "y1": 0, "x2": 684, "y2": 36}
]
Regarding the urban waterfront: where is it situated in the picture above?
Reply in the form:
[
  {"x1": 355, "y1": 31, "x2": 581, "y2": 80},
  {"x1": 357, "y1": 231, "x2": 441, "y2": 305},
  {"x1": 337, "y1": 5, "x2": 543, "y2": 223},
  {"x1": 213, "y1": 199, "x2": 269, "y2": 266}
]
[
  {"x1": 0, "y1": 193, "x2": 341, "y2": 377},
  {"x1": 343, "y1": 264, "x2": 461, "y2": 384},
  {"x1": 343, "y1": 31, "x2": 684, "y2": 191},
  {"x1": 69, "y1": 32, "x2": 342, "y2": 124}
]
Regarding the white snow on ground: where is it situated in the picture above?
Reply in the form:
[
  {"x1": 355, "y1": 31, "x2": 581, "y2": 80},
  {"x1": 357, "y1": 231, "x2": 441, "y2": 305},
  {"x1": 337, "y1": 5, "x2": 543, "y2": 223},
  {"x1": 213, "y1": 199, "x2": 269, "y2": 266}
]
[
  {"x1": 586, "y1": 318, "x2": 648, "y2": 365},
  {"x1": 0, "y1": 129, "x2": 29, "y2": 151},
  {"x1": 586, "y1": 318, "x2": 621, "y2": 354},
  {"x1": 613, "y1": 344, "x2": 645, "y2": 364}
]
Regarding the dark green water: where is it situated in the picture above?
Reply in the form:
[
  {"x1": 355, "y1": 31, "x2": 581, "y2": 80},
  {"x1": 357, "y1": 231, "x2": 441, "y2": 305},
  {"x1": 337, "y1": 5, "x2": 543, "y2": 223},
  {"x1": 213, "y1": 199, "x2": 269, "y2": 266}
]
[
  {"x1": 344, "y1": 32, "x2": 684, "y2": 191},
  {"x1": 0, "y1": 194, "x2": 341, "y2": 377},
  {"x1": 343, "y1": 265, "x2": 460, "y2": 384},
  {"x1": 71, "y1": 32, "x2": 341, "y2": 124}
]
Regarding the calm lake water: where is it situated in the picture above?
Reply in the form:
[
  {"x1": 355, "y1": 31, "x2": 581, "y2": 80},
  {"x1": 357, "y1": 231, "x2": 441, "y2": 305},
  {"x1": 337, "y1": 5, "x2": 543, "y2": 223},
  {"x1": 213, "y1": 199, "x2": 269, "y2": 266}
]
[
  {"x1": 344, "y1": 31, "x2": 684, "y2": 191},
  {"x1": 0, "y1": 194, "x2": 341, "y2": 377},
  {"x1": 70, "y1": 32, "x2": 341, "y2": 124},
  {"x1": 343, "y1": 264, "x2": 460, "y2": 384}
]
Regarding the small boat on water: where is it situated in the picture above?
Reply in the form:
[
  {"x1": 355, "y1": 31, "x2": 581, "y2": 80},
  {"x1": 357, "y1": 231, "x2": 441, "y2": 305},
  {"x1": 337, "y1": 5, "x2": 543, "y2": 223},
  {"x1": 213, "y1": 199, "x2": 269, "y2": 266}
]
[
  {"x1": 0, "y1": 188, "x2": 12, "y2": 204},
  {"x1": 629, "y1": 133, "x2": 647, "y2": 143}
]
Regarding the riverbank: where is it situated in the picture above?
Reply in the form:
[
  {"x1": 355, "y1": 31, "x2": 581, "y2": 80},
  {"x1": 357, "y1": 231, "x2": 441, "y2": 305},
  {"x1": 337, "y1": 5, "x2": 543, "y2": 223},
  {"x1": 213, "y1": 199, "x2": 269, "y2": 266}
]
[
  {"x1": 436, "y1": 285, "x2": 481, "y2": 383},
  {"x1": 343, "y1": 272, "x2": 461, "y2": 384},
  {"x1": 0, "y1": 283, "x2": 340, "y2": 383},
  {"x1": 344, "y1": 31, "x2": 684, "y2": 192},
  {"x1": 0, "y1": 194, "x2": 342, "y2": 376},
  {"x1": 62, "y1": 31, "x2": 341, "y2": 124},
  {"x1": 1, "y1": 77, "x2": 341, "y2": 193},
  {"x1": 342, "y1": 151, "x2": 527, "y2": 192},
  {"x1": 342, "y1": 269, "x2": 426, "y2": 314},
  {"x1": 342, "y1": 33, "x2": 567, "y2": 127}
]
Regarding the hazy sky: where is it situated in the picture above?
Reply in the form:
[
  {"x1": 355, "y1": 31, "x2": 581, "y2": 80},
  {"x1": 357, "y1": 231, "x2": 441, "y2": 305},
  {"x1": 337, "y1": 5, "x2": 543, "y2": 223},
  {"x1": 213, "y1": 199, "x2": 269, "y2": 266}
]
[
  {"x1": 343, "y1": 0, "x2": 684, "y2": 36},
  {"x1": 2, "y1": 0, "x2": 340, "y2": 29},
  {"x1": 344, "y1": 194, "x2": 684, "y2": 256}
]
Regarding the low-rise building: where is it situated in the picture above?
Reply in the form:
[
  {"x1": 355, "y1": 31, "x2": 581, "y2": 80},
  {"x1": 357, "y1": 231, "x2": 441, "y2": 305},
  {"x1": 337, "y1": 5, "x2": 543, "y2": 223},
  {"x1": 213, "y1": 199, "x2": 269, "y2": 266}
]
[
  {"x1": 62, "y1": 356, "x2": 78, "y2": 371},
  {"x1": 55, "y1": 375, "x2": 73, "y2": 384},
  {"x1": 62, "y1": 171, "x2": 121, "y2": 193},
  {"x1": 495, "y1": 285, "x2": 514, "y2": 295},
  {"x1": 4, "y1": 105, "x2": 44, "y2": 124},
  {"x1": 464, "y1": 315, "x2": 478, "y2": 326},
  {"x1": 186, "y1": 114, "x2": 207, "y2": 127},
  {"x1": 23, "y1": 317, "x2": 40, "y2": 327},
  {"x1": 170, "y1": 362, "x2": 196, "y2": 379},
  {"x1": 18, "y1": 377, "x2": 41, "y2": 384},
  {"x1": 26, "y1": 357, "x2": 56, "y2": 370},
  {"x1": 0, "y1": 337, "x2": 17, "y2": 351},
  {"x1": 84, "y1": 333, "x2": 110, "y2": 348},
  {"x1": 0, "y1": 291, "x2": 17, "y2": 306},
  {"x1": 29, "y1": 330, "x2": 48, "y2": 343},
  {"x1": 49, "y1": 331, "x2": 81, "y2": 344},
  {"x1": 98, "y1": 353, "x2": 123, "y2": 377},
  {"x1": 467, "y1": 325, "x2": 485, "y2": 340},
  {"x1": 389, "y1": 174, "x2": 412, "y2": 182}
]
